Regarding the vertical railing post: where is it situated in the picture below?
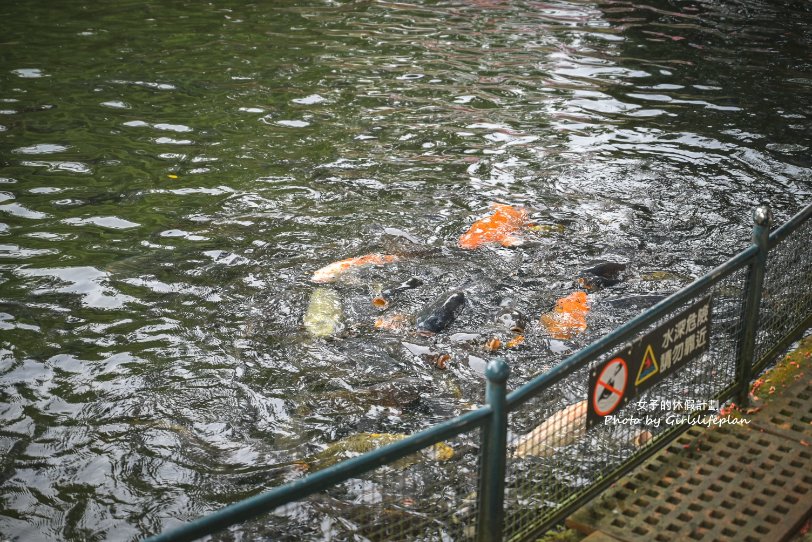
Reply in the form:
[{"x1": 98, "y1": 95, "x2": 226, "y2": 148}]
[
  {"x1": 478, "y1": 358, "x2": 510, "y2": 542},
  {"x1": 736, "y1": 204, "x2": 771, "y2": 406}
]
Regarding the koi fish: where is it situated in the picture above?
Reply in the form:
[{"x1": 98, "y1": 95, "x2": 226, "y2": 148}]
[
  {"x1": 458, "y1": 203, "x2": 529, "y2": 249},
  {"x1": 539, "y1": 291, "x2": 589, "y2": 340},
  {"x1": 300, "y1": 433, "x2": 454, "y2": 472},
  {"x1": 513, "y1": 401, "x2": 652, "y2": 458},
  {"x1": 576, "y1": 262, "x2": 627, "y2": 291},
  {"x1": 374, "y1": 312, "x2": 410, "y2": 331},
  {"x1": 632, "y1": 430, "x2": 653, "y2": 448},
  {"x1": 484, "y1": 334, "x2": 524, "y2": 352},
  {"x1": 495, "y1": 307, "x2": 528, "y2": 334},
  {"x1": 372, "y1": 277, "x2": 423, "y2": 309},
  {"x1": 304, "y1": 288, "x2": 344, "y2": 337},
  {"x1": 514, "y1": 400, "x2": 587, "y2": 458},
  {"x1": 506, "y1": 335, "x2": 524, "y2": 348},
  {"x1": 311, "y1": 253, "x2": 400, "y2": 283},
  {"x1": 416, "y1": 291, "x2": 466, "y2": 335},
  {"x1": 484, "y1": 337, "x2": 502, "y2": 352}
]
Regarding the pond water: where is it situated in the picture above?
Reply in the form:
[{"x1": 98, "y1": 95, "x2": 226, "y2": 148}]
[{"x1": 1, "y1": 0, "x2": 810, "y2": 540}]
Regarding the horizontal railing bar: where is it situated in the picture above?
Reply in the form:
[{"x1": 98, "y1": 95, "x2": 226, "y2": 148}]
[
  {"x1": 768, "y1": 200, "x2": 812, "y2": 248},
  {"x1": 506, "y1": 245, "x2": 758, "y2": 408},
  {"x1": 144, "y1": 407, "x2": 491, "y2": 542}
]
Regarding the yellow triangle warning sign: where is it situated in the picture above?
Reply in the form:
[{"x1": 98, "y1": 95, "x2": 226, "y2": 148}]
[{"x1": 635, "y1": 344, "x2": 659, "y2": 386}]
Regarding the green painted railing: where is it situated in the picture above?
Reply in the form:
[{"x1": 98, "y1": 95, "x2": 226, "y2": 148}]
[{"x1": 145, "y1": 201, "x2": 812, "y2": 542}]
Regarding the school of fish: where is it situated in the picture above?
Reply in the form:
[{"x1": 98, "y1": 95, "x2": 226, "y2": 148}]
[{"x1": 303, "y1": 202, "x2": 640, "y2": 457}]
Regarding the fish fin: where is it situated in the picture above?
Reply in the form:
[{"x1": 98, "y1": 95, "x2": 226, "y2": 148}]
[{"x1": 500, "y1": 234, "x2": 524, "y2": 247}]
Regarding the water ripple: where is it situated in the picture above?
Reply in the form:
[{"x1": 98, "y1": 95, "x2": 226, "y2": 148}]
[
  {"x1": 20, "y1": 161, "x2": 91, "y2": 174},
  {"x1": 0, "y1": 0, "x2": 810, "y2": 539},
  {"x1": 0, "y1": 203, "x2": 49, "y2": 220},
  {"x1": 18, "y1": 267, "x2": 136, "y2": 309},
  {"x1": 0, "y1": 244, "x2": 58, "y2": 259},
  {"x1": 63, "y1": 216, "x2": 140, "y2": 229},
  {"x1": 11, "y1": 68, "x2": 47, "y2": 78},
  {"x1": 12, "y1": 144, "x2": 70, "y2": 154},
  {"x1": 110, "y1": 79, "x2": 176, "y2": 90}
]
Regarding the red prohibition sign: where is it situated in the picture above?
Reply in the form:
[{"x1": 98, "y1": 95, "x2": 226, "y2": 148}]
[{"x1": 593, "y1": 357, "x2": 628, "y2": 417}]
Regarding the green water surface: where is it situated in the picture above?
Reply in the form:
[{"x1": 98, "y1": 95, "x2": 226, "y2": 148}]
[{"x1": 0, "y1": 0, "x2": 810, "y2": 540}]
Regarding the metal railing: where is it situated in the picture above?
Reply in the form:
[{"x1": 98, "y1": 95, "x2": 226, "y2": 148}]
[{"x1": 145, "y1": 202, "x2": 812, "y2": 542}]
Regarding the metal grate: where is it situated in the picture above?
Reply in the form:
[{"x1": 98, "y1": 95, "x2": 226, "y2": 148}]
[
  {"x1": 750, "y1": 376, "x2": 812, "y2": 443},
  {"x1": 222, "y1": 429, "x2": 481, "y2": 542},
  {"x1": 566, "y1": 375, "x2": 812, "y2": 542},
  {"x1": 568, "y1": 425, "x2": 812, "y2": 542},
  {"x1": 501, "y1": 266, "x2": 749, "y2": 540},
  {"x1": 756, "y1": 217, "x2": 812, "y2": 366}
]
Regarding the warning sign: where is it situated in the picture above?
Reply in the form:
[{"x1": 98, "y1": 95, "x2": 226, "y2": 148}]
[
  {"x1": 593, "y1": 357, "x2": 628, "y2": 416},
  {"x1": 629, "y1": 295, "x2": 712, "y2": 396},
  {"x1": 635, "y1": 344, "x2": 659, "y2": 386},
  {"x1": 587, "y1": 295, "x2": 712, "y2": 428}
]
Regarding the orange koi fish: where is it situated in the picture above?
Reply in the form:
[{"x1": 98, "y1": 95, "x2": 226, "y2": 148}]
[
  {"x1": 506, "y1": 335, "x2": 524, "y2": 348},
  {"x1": 374, "y1": 313, "x2": 409, "y2": 331},
  {"x1": 458, "y1": 203, "x2": 529, "y2": 250},
  {"x1": 514, "y1": 400, "x2": 587, "y2": 457},
  {"x1": 311, "y1": 253, "x2": 400, "y2": 283},
  {"x1": 514, "y1": 400, "x2": 651, "y2": 458},
  {"x1": 484, "y1": 337, "x2": 502, "y2": 352},
  {"x1": 539, "y1": 291, "x2": 590, "y2": 340}
]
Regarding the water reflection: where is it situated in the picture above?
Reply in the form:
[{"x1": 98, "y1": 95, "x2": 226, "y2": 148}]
[{"x1": 0, "y1": 0, "x2": 810, "y2": 539}]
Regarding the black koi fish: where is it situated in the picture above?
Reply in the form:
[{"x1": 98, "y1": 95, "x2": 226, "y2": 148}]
[
  {"x1": 416, "y1": 291, "x2": 465, "y2": 335},
  {"x1": 372, "y1": 277, "x2": 424, "y2": 309}
]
